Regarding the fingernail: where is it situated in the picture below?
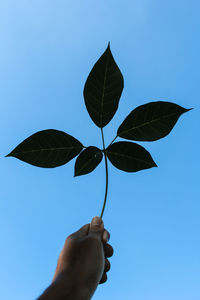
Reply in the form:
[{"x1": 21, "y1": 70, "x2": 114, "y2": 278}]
[
  {"x1": 103, "y1": 231, "x2": 110, "y2": 242},
  {"x1": 91, "y1": 216, "x2": 102, "y2": 226}
]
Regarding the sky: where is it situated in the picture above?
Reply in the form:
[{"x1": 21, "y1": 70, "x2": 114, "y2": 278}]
[{"x1": 0, "y1": 1, "x2": 199, "y2": 299}]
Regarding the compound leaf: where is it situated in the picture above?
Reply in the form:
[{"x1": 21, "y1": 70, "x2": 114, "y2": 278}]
[
  {"x1": 84, "y1": 43, "x2": 124, "y2": 128},
  {"x1": 106, "y1": 141, "x2": 157, "y2": 172},
  {"x1": 117, "y1": 101, "x2": 191, "y2": 141},
  {"x1": 74, "y1": 146, "x2": 103, "y2": 176},
  {"x1": 6, "y1": 129, "x2": 83, "y2": 168}
]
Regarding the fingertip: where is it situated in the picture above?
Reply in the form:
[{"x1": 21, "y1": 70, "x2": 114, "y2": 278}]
[
  {"x1": 89, "y1": 216, "x2": 104, "y2": 233},
  {"x1": 91, "y1": 216, "x2": 103, "y2": 227}
]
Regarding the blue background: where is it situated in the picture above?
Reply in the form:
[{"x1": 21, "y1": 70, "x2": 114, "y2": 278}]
[{"x1": 0, "y1": 1, "x2": 199, "y2": 299}]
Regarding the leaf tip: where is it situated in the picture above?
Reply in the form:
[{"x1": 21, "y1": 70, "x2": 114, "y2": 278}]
[
  {"x1": 154, "y1": 162, "x2": 158, "y2": 168},
  {"x1": 182, "y1": 107, "x2": 193, "y2": 115},
  {"x1": 5, "y1": 153, "x2": 11, "y2": 157}
]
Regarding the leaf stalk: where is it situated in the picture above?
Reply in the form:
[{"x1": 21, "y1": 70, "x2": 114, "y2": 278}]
[
  {"x1": 108, "y1": 135, "x2": 118, "y2": 147},
  {"x1": 100, "y1": 128, "x2": 109, "y2": 219}
]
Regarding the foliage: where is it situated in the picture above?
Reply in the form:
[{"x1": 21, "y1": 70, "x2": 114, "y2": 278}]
[{"x1": 6, "y1": 43, "x2": 191, "y2": 218}]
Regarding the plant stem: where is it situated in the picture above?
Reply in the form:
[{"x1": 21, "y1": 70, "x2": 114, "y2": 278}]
[
  {"x1": 100, "y1": 128, "x2": 109, "y2": 219},
  {"x1": 108, "y1": 135, "x2": 118, "y2": 147}
]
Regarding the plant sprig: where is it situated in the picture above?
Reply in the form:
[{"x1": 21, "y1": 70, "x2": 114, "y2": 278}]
[{"x1": 6, "y1": 43, "x2": 191, "y2": 219}]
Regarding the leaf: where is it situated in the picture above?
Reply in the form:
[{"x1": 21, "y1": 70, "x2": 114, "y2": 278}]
[
  {"x1": 106, "y1": 141, "x2": 157, "y2": 172},
  {"x1": 117, "y1": 101, "x2": 192, "y2": 141},
  {"x1": 74, "y1": 146, "x2": 103, "y2": 176},
  {"x1": 6, "y1": 129, "x2": 83, "y2": 168},
  {"x1": 84, "y1": 43, "x2": 124, "y2": 128}
]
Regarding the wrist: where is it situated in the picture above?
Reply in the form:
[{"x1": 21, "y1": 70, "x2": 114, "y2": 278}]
[
  {"x1": 56, "y1": 271, "x2": 94, "y2": 299},
  {"x1": 38, "y1": 270, "x2": 96, "y2": 300}
]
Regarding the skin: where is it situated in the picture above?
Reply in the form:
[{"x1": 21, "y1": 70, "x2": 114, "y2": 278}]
[{"x1": 37, "y1": 216, "x2": 114, "y2": 300}]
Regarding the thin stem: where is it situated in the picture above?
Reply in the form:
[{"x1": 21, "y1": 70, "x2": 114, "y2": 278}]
[
  {"x1": 108, "y1": 135, "x2": 118, "y2": 147},
  {"x1": 100, "y1": 128, "x2": 109, "y2": 219},
  {"x1": 100, "y1": 152, "x2": 108, "y2": 219}
]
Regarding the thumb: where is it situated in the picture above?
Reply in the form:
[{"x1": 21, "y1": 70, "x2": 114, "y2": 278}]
[{"x1": 89, "y1": 216, "x2": 104, "y2": 238}]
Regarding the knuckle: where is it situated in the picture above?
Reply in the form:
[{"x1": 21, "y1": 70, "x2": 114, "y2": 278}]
[
  {"x1": 104, "y1": 243, "x2": 114, "y2": 257},
  {"x1": 65, "y1": 234, "x2": 73, "y2": 243},
  {"x1": 103, "y1": 230, "x2": 110, "y2": 243},
  {"x1": 105, "y1": 259, "x2": 111, "y2": 272},
  {"x1": 99, "y1": 273, "x2": 107, "y2": 284}
]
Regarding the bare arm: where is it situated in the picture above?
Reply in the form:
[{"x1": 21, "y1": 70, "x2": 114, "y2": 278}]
[{"x1": 37, "y1": 217, "x2": 113, "y2": 300}]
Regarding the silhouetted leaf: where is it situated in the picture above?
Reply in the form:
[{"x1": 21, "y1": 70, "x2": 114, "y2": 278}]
[
  {"x1": 6, "y1": 129, "x2": 83, "y2": 168},
  {"x1": 106, "y1": 141, "x2": 157, "y2": 172},
  {"x1": 117, "y1": 101, "x2": 191, "y2": 141},
  {"x1": 74, "y1": 146, "x2": 103, "y2": 176},
  {"x1": 84, "y1": 43, "x2": 124, "y2": 128}
]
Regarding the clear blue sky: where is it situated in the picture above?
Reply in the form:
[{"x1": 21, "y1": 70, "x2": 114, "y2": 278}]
[{"x1": 0, "y1": 1, "x2": 199, "y2": 299}]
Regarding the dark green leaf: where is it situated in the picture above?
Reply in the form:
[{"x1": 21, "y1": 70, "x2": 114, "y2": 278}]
[
  {"x1": 74, "y1": 146, "x2": 103, "y2": 176},
  {"x1": 6, "y1": 129, "x2": 83, "y2": 168},
  {"x1": 106, "y1": 141, "x2": 157, "y2": 172},
  {"x1": 84, "y1": 43, "x2": 124, "y2": 128},
  {"x1": 117, "y1": 101, "x2": 192, "y2": 141}
]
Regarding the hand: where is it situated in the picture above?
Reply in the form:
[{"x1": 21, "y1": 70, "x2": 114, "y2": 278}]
[{"x1": 52, "y1": 216, "x2": 114, "y2": 296}]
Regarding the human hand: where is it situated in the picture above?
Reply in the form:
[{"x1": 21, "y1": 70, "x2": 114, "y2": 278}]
[{"x1": 52, "y1": 216, "x2": 113, "y2": 297}]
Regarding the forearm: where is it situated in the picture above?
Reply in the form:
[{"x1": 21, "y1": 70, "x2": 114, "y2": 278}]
[{"x1": 37, "y1": 272, "x2": 95, "y2": 300}]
